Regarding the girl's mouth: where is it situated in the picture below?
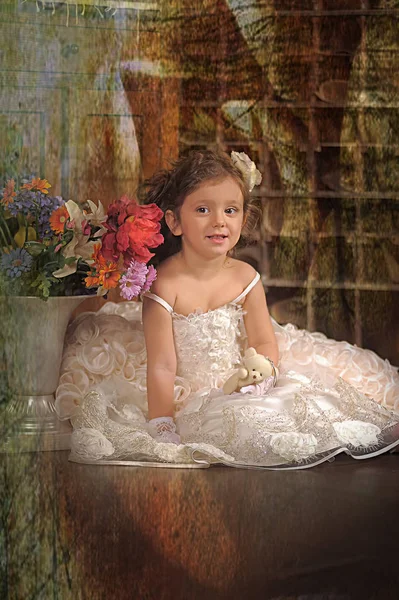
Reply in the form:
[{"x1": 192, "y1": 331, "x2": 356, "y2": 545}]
[{"x1": 207, "y1": 235, "x2": 228, "y2": 244}]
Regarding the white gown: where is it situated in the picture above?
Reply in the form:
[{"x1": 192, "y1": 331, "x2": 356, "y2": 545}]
[{"x1": 55, "y1": 272, "x2": 399, "y2": 469}]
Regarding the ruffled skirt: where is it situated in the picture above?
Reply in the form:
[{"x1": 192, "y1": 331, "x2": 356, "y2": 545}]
[{"x1": 56, "y1": 302, "x2": 399, "y2": 469}]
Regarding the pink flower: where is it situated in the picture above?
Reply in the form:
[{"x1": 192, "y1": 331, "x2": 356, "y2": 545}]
[
  {"x1": 81, "y1": 219, "x2": 91, "y2": 236},
  {"x1": 119, "y1": 260, "x2": 147, "y2": 300},
  {"x1": 141, "y1": 265, "x2": 157, "y2": 293},
  {"x1": 119, "y1": 259, "x2": 157, "y2": 300}
]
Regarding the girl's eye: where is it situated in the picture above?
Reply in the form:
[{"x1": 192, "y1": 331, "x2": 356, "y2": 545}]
[{"x1": 196, "y1": 207, "x2": 239, "y2": 214}]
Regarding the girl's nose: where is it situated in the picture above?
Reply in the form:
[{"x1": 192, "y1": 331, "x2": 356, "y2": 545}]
[{"x1": 213, "y1": 214, "x2": 226, "y2": 227}]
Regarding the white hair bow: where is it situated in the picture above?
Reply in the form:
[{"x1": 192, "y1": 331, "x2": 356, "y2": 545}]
[{"x1": 230, "y1": 151, "x2": 262, "y2": 192}]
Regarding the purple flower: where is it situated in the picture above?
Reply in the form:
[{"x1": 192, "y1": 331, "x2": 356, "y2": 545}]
[
  {"x1": 119, "y1": 260, "x2": 147, "y2": 300},
  {"x1": 0, "y1": 248, "x2": 33, "y2": 278},
  {"x1": 119, "y1": 259, "x2": 157, "y2": 300},
  {"x1": 141, "y1": 265, "x2": 157, "y2": 293}
]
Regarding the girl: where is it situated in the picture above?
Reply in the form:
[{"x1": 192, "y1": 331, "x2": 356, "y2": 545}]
[{"x1": 56, "y1": 150, "x2": 399, "y2": 469}]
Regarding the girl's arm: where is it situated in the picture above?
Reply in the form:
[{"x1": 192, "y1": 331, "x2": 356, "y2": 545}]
[
  {"x1": 142, "y1": 296, "x2": 177, "y2": 420},
  {"x1": 242, "y1": 280, "x2": 279, "y2": 365}
]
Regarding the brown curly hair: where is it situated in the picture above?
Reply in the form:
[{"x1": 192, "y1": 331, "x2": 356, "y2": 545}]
[{"x1": 138, "y1": 149, "x2": 262, "y2": 266}]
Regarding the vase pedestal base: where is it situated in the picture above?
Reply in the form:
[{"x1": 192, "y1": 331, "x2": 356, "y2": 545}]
[
  {"x1": 1, "y1": 294, "x2": 88, "y2": 453},
  {"x1": 0, "y1": 393, "x2": 72, "y2": 453}
]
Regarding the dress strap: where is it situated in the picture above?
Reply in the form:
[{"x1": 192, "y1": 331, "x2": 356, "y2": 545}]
[
  {"x1": 231, "y1": 272, "x2": 261, "y2": 304},
  {"x1": 143, "y1": 292, "x2": 174, "y2": 314}
]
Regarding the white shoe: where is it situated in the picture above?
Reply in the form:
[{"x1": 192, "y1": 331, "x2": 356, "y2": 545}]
[{"x1": 147, "y1": 416, "x2": 181, "y2": 445}]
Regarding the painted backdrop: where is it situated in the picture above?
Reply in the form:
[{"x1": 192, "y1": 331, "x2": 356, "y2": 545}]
[{"x1": 1, "y1": 1, "x2": 399, "y2": 597}]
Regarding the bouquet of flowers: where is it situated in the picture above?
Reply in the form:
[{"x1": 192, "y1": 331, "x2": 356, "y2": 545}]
[{"x1": 0, "y1": 177, "x2": 163, "y2": 300}]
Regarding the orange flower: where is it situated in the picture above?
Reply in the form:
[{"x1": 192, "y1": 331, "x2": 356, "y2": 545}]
[
  {"x1": 84, "y1": 274, "x2": 100, "y2": 288},
  {"x1": 91, "y1": 243, "x2": 106, "y2": 267},
  {"x1": 85, "y1": 258, "x2": 121, "y2": 291},
  {"x1": 49, "y1": 205, "x2": 69, "y2": 234},
  {"x1": 98, "y1": 262, "x2": 121, "y2": 290},
  {"x1": 2, "y1": 179, "x2": 16, "y2": 206},
  {"x1": 22, "y1": 177, "x2": 51, "y2": 194}
]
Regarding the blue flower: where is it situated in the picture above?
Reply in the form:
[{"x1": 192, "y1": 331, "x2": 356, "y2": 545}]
[
  {"x1": 0, "y1": 248, "x2": 33, "y2": 278},
  {"x1": 8, "y1": 186, "x2": 65, "y2": 240}
]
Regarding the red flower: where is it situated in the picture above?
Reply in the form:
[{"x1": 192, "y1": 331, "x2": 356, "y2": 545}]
[
  {"x1": 107, "y1": 195, "x2": 137, "y2": 226},
  {"x1": 101, "y1": 196, "x2": 163, "y2": 265},
  {"x1": 100, "y1": 231, "x2": 119, "y2": 262},
  {"x1": 125, "y1": 216, "x2": 163, "y2": 263},
  {"x1": 115, "y1": 227, "x2": 130, "y2": 252}
]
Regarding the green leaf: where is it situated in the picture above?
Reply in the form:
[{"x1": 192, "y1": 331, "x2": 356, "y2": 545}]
[
  {"x1": 63, "y1": 230, "x2": 74, "y2": 244},
  {"x1": 30, "y1": 272, "x2": 52, "y2": 299},
  {"x1": 25, "y1": 242, "x2": 46, "y2": 257}
]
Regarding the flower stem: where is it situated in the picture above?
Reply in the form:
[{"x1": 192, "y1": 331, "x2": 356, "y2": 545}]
[
  {"x1": 0, "y1": 215, "x2": 14, "y2": 248},
  {"x1": 0, "y1": 223, "x2": 9, "y2": 248}
]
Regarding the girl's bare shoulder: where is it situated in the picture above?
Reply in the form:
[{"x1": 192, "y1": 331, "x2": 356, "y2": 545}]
[
  {"x1": 148, "y1": 256, "x2": 181, "y2": 306},
  {"x1": 225, "y1": 258, "x2": 257, "y2": 284}
]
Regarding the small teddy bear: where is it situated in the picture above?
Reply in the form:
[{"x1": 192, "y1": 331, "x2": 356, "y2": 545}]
[{"x1": 222, "y1": 347, "x2": 277, "y2": 395}]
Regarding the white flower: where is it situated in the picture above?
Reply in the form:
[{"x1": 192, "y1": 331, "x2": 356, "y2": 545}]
[
  {"x1": 84, "y1": 199, "x2": 107, "y2": 229},
  {"x1": 72, "y1": 428, "x2": 114, "y2": 460},
  {"x1": 52, "y1": 200, "x2": 98, "y2": 278},
  {"x1": 52, "y1": 232, "x2": 96, "y2": 278},
  {"x1": 333, "y1": 420, "x2": 381, "y2": 448},
  {"x1": 65, "y1": 199, "x2": 86, "y2": 230},
  {"x1": 270, "y1": 432, "x2": 318, "y2": 462},
  {"x1": 230, "y1": 151, "x2": 262, "y2": 191}
]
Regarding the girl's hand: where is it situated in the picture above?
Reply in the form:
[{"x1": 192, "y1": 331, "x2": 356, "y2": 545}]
[{"x1": 240, "y1": 377, "x2": 275, "y2": 396}]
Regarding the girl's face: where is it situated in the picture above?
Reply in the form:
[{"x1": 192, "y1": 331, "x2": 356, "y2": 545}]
[{"x1": 166, "y1": 176, "x2": 245, "y2": 260}]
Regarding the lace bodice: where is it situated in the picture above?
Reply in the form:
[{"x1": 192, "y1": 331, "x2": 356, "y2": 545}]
[
  {"x1": 144, "y1": 272, "x2": 261, "y2": 391},
  {"x1": 172, "y1": 304, "x2": 245, "y2": 391}
]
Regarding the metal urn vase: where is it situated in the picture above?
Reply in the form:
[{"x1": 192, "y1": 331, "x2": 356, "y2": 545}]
[{"x1": 1, "y1": 295, "x2": 87, "y2": 452}]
